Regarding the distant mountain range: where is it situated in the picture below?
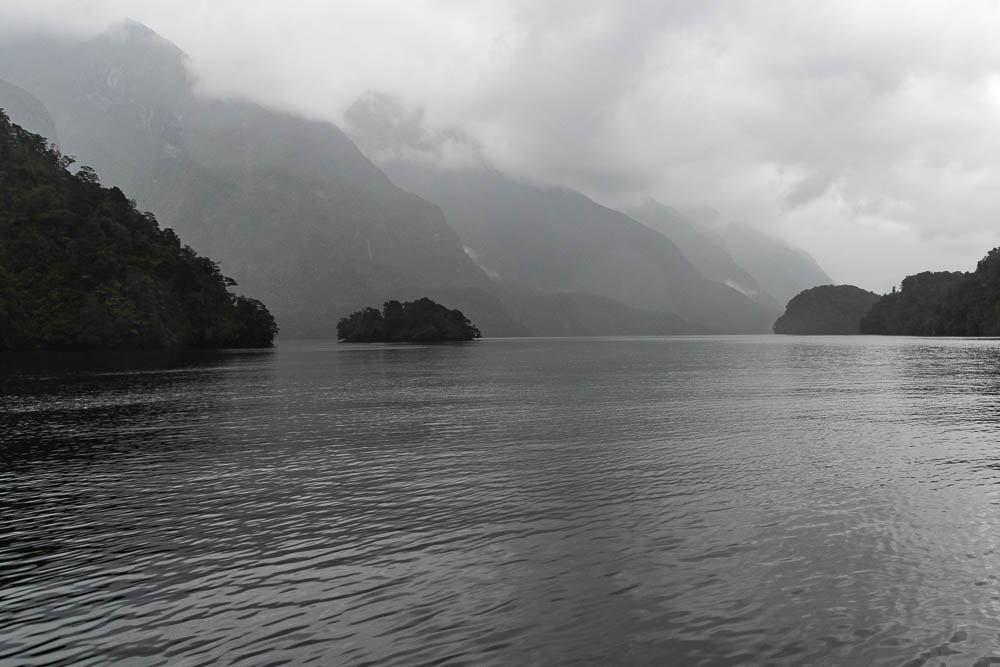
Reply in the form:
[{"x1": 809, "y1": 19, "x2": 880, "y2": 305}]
[
  {"x1": 0, "y1": 21, "x2": 831, "y2": 337},
  {"x1": 627, "y1": 199, "x2": 832, "y2": 309},
  {"x1": 0, "y1": 23, "x2": 515, "y2": 337},
  {"x1": 0, "y1": 79, "x2": 57, "y2": 143},
  {"x1": 346, "y1": 96, "x2": 835, "y2": 333},
  {"x1": 626, "y1": 199, "x2": 780, "y2": 311},
  {"x1": 721, "y1": 224, "x2": 832, "y2": 308},
  {"x1": 375, "y1": 161, "x2": 774, "y2": 333}
]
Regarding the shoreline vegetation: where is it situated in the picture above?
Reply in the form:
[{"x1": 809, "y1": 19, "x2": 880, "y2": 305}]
[
  {"x1": 773, "y1": 285, "x2": 880, "y2": 335},
  {"x1": 0, "y1": 110, "x2": 278, "y2": 349},
  {"x1": 337, "y1": 298, "x2": 481, "y2": 342},
  {"x1": 774, "y1": 247, "x2": 1000, "y2": 336}
]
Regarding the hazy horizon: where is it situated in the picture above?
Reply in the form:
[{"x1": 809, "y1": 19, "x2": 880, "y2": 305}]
[{"x1": 3, "y1": 1, "x2": 1000, "y2": 292}]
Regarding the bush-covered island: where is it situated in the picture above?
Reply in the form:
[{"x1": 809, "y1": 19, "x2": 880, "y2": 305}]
[
  {"x1": 337, "y1": 298, "x2": 481, "y2": 342},
  {"x1": 773, "y1": 285, "x2": 881, "y2": 334},
  {"x1": 0, "y1": 110, "x2": 278, "y2": 349}
]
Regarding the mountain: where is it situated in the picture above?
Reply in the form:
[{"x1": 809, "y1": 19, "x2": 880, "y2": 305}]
[
  {"x1": 773, "y1": 285, "x2": 881, "y2": 334},
  {"x1": 626, "y1": 198, "x2": 781, "y2": 312},
  {"x1": 343, "y1": 92, "x2": 775, "y2": 333},
  {"x1": 0, "y1": 22, "x2": 805, "y2": 337},
  {"x1": 628, "y1": 200, "x2": 831, "y2": 312},
  {"x1": 0, "y1": 80, "x2": 57, "y2": 143},
  {"x1": 0, "y1": 110, "x2": 276, "y2": 349},
  {"x1": 0, "y1": 22, "x2": 527, "y2": 337},
  {"x1": 720, "y1": 224, "x2": 833, "y2": 308},
  {"x1": 376, "y1": 161, "x2": 773, "y2": 333}
]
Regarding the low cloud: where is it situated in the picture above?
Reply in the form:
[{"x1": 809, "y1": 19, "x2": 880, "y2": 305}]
[
  {"x1": 4, "y1": 1, "x2": 1000, "y2": 290},
  {"x1": 344, "y1": 92, "x2": 485, "y2": 169}
]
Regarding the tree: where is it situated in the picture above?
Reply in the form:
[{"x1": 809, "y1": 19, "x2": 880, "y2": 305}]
[
  {"x1": 336, "y1": 298, "x2": 481, "y2": 342},
  {"x1": 0, "y1": 110, "x2": 279, "y2": 349}
]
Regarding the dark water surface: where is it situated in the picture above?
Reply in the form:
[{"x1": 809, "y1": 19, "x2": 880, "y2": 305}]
[{"x1": 3, "y1": 336, "x2": 1000, "y2": 666}]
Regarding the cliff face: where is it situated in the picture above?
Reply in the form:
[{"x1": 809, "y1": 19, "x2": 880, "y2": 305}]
[{"x1": 774, "y1": 285, "x2": 881, "y2": 335}]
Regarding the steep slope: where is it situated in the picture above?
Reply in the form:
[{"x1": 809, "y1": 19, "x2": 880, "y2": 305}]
[
  {"x1": 627, "y1": 198, "x2": 780, "y2": 312},
  {"x1": 344, "y1": 93, "x2": 775, "y2": 333},
  {"x1": 0, "y1": 111, "x2": 276, "y2": 349},
  {"x1": 773, "y1": 285, "x2": 880, "y2": 334},
  {"x1": 722, "y1": 224, "x2": 833, "y2": 307},
  {"x1": 0, "y1": 22, "x2": 524, "y2": 337},
  {"x1": 380, "y1": 161, "x2": 773, "y2": 333},
  {"x1": 639, "y1": 199, "x2": 832, "y2": 310}
]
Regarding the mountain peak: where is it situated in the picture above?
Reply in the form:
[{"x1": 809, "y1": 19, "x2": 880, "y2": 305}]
[
  {"x1": 108, "y1": 19, "x2": 163, "y2": 41},
  {"x1": 99, "y1": 19, "x2": 188, "y2": 59}
]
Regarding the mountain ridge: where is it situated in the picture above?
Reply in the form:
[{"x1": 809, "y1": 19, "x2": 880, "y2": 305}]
[
  {"x1": 0, "y1": 24, "x2": 527, "y2": 336},
  {"x1": 626, "y1": 198, "x2": 781, "y2": 312},
  {"x1": 2, "y1": 22, "x2": 830, "y2": 337}
]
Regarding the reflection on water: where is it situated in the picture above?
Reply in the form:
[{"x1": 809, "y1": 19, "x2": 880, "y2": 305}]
[{"x1": 3, "y1": 336, "x2": 1000, "y2": 665}]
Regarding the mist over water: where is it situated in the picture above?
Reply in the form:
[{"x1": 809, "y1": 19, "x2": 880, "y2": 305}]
[{"x1": 4, "y1": 337, "x2": 1000, "y2": 665}]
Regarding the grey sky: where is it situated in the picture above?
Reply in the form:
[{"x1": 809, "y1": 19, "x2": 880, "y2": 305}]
[{"x1": 3, "y1": 0, "x2": 1000, "y2": 292}]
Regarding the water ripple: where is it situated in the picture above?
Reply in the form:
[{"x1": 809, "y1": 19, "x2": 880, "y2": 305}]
[{"x1": 4, "y1": 337, "x2": 1000, "y2": 664}]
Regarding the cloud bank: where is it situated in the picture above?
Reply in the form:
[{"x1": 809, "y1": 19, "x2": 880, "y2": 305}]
[{"x1": 4, "y1": 0, "x2": 1000, "y2": 290}]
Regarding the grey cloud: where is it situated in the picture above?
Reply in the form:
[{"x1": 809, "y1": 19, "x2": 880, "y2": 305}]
[
  {"x1": 344, "y1": 93, "x2": 433, "y2": 156},
  {"x1": 785, "y1": 172, "x2": 833, "y2": 209},
  {"x1": 3, "y1": 1, "x2": 1000, "y2": 291},
  {"x1": 344, "y1": 92, "x2": 485, "y2": 169}
]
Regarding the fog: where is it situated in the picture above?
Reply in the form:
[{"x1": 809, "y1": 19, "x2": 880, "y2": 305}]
[{"x1": 3, "y1": 0, "x2": 1000, "y2": 291}]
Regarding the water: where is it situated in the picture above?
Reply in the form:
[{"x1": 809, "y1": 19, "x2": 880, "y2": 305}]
[{"x1": 3, "y1": 336, "x2": 1000, "y2": 666}]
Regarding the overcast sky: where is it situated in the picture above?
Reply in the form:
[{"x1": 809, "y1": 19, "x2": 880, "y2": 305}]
[{"x1": 3, "y1": 1, "x2": 1000, "y2": 291}]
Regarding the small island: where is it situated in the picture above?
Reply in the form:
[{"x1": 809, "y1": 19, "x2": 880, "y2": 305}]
[
  {"x1": 773, "y1": 284, "x2": 881, "y2": 334},
  {"x1": 337, "y1": 298, "x2": 481, "y2": 342}
]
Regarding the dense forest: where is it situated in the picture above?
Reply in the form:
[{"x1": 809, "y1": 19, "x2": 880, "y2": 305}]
[
  {"x1": 773, "y1": 285, "x2": 881, "y2": 334},
  {"x1": 337, "y1": 298, "x2": 481, "y2": 342},
  {"x1": 0, "y1": 110, "x2": 277, "y2": 349},
  {"x1": 861, "y1": 249, "x2": 1000, "y2": 335},
  {"x1": 860, "y1": 272, "x2": 965, "y2": 335}
]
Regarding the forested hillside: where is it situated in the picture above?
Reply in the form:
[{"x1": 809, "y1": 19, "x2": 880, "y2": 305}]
[
  {"x1": 862, "y1": 250, "x2": 1000, "y2": 336},
  {"x1": 0, "y1": 110, "x2": 277, "y2": 348},
  {"x1": 773, "y1": 285, "x2": 880, "y2": 334}
]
